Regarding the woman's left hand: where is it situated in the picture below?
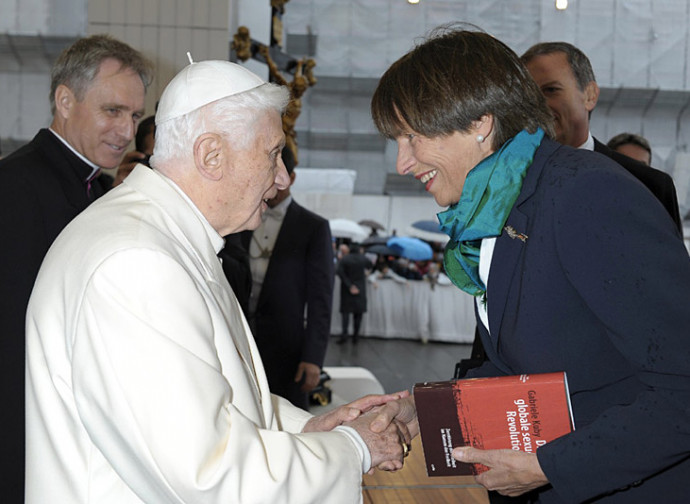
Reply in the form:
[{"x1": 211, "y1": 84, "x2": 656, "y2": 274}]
[{"x1": 452, "y1": 446, "x2": 549, "y2": 497}]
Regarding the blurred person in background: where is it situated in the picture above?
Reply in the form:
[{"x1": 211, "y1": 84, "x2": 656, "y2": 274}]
[
  {"x1": 521, "y1": 41, "x2": 682, "y2": 233},
  {"x1": 607, "y1": 132, "x2": 652, "y2": 166},
  {"x1": 336, "y1": 242, "x2": 372, "y2": 344}
]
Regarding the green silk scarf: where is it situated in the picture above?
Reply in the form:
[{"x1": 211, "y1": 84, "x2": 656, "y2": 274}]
[{"x1": 438, "y1": 128, "x2": 544, "y2": 297}]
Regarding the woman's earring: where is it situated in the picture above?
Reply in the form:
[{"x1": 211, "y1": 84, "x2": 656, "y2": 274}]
[{"x1": 476, "y1": 134, "x2": 485, "y2": 143}]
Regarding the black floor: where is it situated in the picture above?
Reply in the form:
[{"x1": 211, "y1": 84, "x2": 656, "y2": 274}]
[{"x1": 323, "y1": 335, "x2": 472, "y2": 394}]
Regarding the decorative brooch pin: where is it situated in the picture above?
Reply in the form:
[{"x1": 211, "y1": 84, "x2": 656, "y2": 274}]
[{"x1": 504, "y1": 225, "x2": 528, "y2": 243}]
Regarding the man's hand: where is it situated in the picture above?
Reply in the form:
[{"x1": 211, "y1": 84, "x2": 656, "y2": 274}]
[
  {"x1": 295, "y1": 361, "x2": 321, "y2": 392},
  {"x1": 302, "y1": 390, "x2": 410, "y2": 433},
  {"x1": 343, "y1": 407, "x2": 408, "y2": 471},
  {"x1": 452, "y1": 447, "x2": 549, "y2": 497},
  {"x1": 349, "y1": 285, "x2": 360, "y2": 295},
  {"x1": 368, "y1": 395, "x2": 418, "y2": 471},
  {"x1": 113, "y1": 150, "x2": 148, "y2": 187}
]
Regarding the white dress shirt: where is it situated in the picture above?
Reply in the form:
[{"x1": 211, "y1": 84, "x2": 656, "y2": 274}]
[
  {"x1": 579, "y1": 131, "x2": 595, "y2": 151},
  {"x1": 477, "y1": 237, "x2": 496, "y2": 333}
]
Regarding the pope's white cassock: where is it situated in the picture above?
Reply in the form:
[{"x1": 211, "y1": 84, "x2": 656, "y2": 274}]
[{"x1": 25, "y1": 166, "x2": 363, "y2": 503}]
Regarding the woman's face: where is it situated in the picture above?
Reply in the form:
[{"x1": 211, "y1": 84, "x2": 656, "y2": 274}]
[{"x1": 394, "y1": 123, "x2": 494, "y2": 208}]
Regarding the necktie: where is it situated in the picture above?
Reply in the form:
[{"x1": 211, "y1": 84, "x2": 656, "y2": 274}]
[{"x1": 86, "y1": 169, "x2": 101, "y2": 200}]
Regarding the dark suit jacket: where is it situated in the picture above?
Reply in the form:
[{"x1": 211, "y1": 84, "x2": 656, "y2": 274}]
[
  {"x1": 219, "y1": 233, "x2": 252, "y2": 317},
  {"x1": 242, "y1": 200, "x2": 334, "y2": 409},
  {"x1": 593, "y1": 137, "x2": 682, "y2": 234},
  {"x1": 461, "y1": 138, "x2": 685, "y2": 381},
  {"x1": 0, "y1": 129, "x2": 111, "y2": 502},
  {"x1": 468, "y1": 138, "x2": 690, "y2": 503}
]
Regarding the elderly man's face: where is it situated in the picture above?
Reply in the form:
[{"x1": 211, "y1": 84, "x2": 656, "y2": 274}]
[
  {"x1": 222, "y1": 109, "x2": 289, "y2": 233},
  {"x1": 59, "y1": 58, "x2": 146, "y2": 169}
]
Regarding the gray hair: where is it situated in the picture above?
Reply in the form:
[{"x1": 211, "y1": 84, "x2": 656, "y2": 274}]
[
  {"x1": 50, "y1": 34, "x2": 153, "y2": 116},
  {"x1": 150, "y1": 82, "x2": 290, "y2": 166}
]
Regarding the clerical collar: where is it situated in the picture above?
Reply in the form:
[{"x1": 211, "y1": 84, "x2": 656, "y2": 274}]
[{"x1": 48, "y1": 128, "x2": 101, "y2": 181}]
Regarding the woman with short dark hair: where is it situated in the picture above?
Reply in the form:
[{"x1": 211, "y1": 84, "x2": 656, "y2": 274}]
[{"x1": 372, "y1": 25, "x2": 690, "y2": 503}]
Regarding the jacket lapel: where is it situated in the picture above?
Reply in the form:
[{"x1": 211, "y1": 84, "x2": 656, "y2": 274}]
[
  {"x1": 486, "y1": 211, "x2": 529, "y2": 354},
  {"x1": 239, "y1": 229, "x2": 252, "y2": 251},
  {"x1": 486, "y1": 138, "x2": 559, "y2": 355},
  {"x1": 36, "y1": 129, "x2": 94, "y2": 210}
]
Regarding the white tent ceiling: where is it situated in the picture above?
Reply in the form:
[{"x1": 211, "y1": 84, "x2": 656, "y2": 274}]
[
  {"x1": 281, "y1": 0, "x2": 690, "y2": 213},
  {"x1": 2, "y1": 0, "x2": 690, "y2": 212}
]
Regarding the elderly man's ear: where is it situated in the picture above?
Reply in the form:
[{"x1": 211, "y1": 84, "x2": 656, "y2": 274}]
[{"x1": 193, "y1": 133, "x2": 224, "y2": 181}]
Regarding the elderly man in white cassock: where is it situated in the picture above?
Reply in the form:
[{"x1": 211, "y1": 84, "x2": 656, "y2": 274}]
[{"x1": 25, "y1": 58, "x2": 417, "y2": 504}]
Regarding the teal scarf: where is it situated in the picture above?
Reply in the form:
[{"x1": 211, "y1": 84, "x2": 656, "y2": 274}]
[{"x1": 438, "y1": 128, "x2": 544, "y2": 297}]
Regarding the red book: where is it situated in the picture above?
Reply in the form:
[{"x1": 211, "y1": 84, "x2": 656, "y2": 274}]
[{"x1": 413, "y1": 372, "x2": 574, "y2": 477}]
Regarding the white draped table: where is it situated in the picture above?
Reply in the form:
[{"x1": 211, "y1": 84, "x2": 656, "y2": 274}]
[{"x1": 330, "y1": 277, "x2": 476, "y2": 343}]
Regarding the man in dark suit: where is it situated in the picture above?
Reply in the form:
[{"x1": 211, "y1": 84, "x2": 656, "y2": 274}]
[
  {"x1": 240, "y1": 146, "x2": 334, "y2": 409},
  {"x1": 0, "y1": 35, "x2": 153, "y2": 502},
  {"x1": 219, "y1": 232, "x2": 253, "y2": 317},
  {"x1": 521, "y1": 41, "x2": 683, "y2": 233}
]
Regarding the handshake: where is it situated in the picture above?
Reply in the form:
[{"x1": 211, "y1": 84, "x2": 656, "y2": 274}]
[{"x1": 303, "y1": 391, "x2": 418, "y2": 472}]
